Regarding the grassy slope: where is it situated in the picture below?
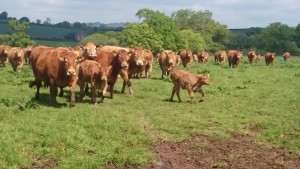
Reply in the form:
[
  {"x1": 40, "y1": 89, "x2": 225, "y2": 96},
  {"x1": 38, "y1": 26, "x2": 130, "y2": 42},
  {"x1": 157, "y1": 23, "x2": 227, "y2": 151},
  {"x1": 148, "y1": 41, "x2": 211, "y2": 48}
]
[{"x1": 0, "y1": 56, "x2": 299, "y2": 168}]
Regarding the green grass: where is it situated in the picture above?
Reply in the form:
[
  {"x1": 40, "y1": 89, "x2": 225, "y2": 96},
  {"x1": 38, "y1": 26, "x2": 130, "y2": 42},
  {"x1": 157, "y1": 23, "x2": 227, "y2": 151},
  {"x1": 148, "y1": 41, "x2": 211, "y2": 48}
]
[{"x1": 0, "y1": 56, "x2": 300, "y2": 168}]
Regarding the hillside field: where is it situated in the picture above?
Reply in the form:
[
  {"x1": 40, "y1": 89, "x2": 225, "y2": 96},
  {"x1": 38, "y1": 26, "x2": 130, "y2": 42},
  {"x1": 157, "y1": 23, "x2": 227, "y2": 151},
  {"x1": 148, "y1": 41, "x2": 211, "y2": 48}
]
[{"x1": 0, "y1": 56, "x2": 299, "y2": 168}]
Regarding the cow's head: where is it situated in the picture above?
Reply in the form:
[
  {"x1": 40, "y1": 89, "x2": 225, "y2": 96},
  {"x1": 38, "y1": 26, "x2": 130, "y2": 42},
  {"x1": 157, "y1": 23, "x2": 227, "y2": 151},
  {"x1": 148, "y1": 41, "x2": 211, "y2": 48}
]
[
  {"x1": 197, "y1": 74, "x2": 210, "y2": 85},
  {"x1": 113, "y1": 49, "x2": 129, "y2": 68},
  {"x1": 132, "y1": 48, "x2": 145, "y2": 66},
  {"x1": 165, "y1": 51, "x2": 176, "y2": 67},
  {"x1": 59, "y1": 51, "x2": 77, "y2": 76},
  {"x1": 81, "y1": 42, "x2": 100, "y2": 60},
  {"x1": 13, "y1": 48, "x2": 25, "y2": 66}
]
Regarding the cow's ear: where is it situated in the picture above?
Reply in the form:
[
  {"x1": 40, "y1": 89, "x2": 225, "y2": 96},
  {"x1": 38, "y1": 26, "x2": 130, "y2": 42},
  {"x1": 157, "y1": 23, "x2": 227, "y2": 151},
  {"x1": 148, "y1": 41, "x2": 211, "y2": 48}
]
[
  {"x1": 96, "y1": 45, "x2": 102, "y2": 50},
  {"x1": 59, "y1": 57, "x2": 68, "y2": 62},
  {"x1": 112, "y1": 50, "x2": 118, "y2": 57}
]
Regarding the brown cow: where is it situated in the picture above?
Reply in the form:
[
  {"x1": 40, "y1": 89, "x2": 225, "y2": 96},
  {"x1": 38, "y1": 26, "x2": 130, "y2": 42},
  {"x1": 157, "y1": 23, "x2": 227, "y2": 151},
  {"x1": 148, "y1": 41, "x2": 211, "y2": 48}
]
[
  {"x1": 77, "y1": 60, "x2": 110, "y2": 104},
  {"x1": 214, "y1": 50, "x2": 227, "y2": 65},
  {"x1": 158, "y1": 50, "x2": 177, "y2": 79},
  {"x1": 142, "y1": 49, "x2": 154, "y2": 78},
  {"x1": 265, "y1": 52, "x2": 275, "y2": 65},
  {"x1": 170, "y1": 69, "x2": 210, "y2": 103},
  {"x1": 197, "y1": 51, "x2": 209, "y2": 63},
  {"x1": 95, "y1": 49, "x2": 132, "y2": 99},
  {"x1": 32, "y1": 48, "x2": 78, "y2": 107},
  {"x1": 179, "y1": 50, "x2": 193, "y2": 68},
  {"x1": 23, "y1": 45, "x2": 33, "y2": 64},
  {"x1": 0, "y1": 45, "x2": 9, "y2": 67},
  {"x1": 228, "y1": 50, "x2": 243, "y2": 68},
  {"x1": 8, "y1": 47, "x2": 25, "y2": 72},
  {"x1": 247, "y1": 50, "x2": 258, "y2": 64},
  {"x1": 282, "y1": 52, "x2": 290, "y2": 61}
]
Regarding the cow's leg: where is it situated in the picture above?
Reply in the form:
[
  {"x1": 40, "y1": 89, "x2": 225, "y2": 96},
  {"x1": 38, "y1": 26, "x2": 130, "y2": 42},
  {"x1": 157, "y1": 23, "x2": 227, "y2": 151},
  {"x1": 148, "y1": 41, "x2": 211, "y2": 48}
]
[
  {"x1": 50, "y1": 84, "x2": 58, "y2": 106},
  {"x1": 59, "y1": 87, "x2": 64, "y2": 97},
  {"x1": 69, "y1": 83, "x2": 76, "y2": 108},
  {"x1": 79, "y1": 82, "x2": 85, "y2": 102},
  {"x1": 35, "y1": 80, "x2": 42, "y2": 99},
  {"x1": 99, "y1": 82, "x2": 107, "y2": 103},
  {"x1": 91, "y1": 83, "x2": 97, "y2": 104},
  {"x1": 120, "y1": 70, "x2": 133, "y2": 95},
  {"x1": 187, "y1": 88, "x2": 194, "y2": 104},
  {"x1": 175, "y1": 86, "x2": 181, "y2": 103},
  {"x1": 170, "y1": 86, "x2": 176, "y2": 102},
  {"x1": 198, "y1": 88, "x2": 205, "y2": 102}
]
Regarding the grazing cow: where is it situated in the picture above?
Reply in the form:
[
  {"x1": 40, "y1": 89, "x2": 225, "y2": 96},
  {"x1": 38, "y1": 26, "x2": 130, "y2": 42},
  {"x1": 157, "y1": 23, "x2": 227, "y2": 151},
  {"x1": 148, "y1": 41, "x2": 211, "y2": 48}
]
[
  {"x1": 228, "y1": 50, "x2": 243, "y2": 68},
  {"x1": 23, "y1": 45, "x2": 33, "y2": 64},
  {"x1": 265, "y1": 52, "x2": 275, "y2": 65},
  {"x1": 8, "y1": 47, "x2": 25, "y2": 72},
  {"x1": 0, "y1": 45, "x2": 9, "y2": 67},
  {"x1": 32, "y1": 48, "x2": 78, "y2": 107},
  {"x1": 247, "y1": 50, "x2": 258, "y2": 63},
  {"x1": 158, "y1": 50, "x2": 177, "y2": 79},
  {"x1": 170, "y1": 69, "x2": 210, "y2": 103},
  {"x1": 95, "y1": 49, "x2": 132, "y2": 99},
  {"x1": 193, "y1": 54, "x2": 198, "y2": 62},
  {"x1": 282, "y1": 52, "x2": 291, "y2": 61},
  {"x1": 77, "y1": 60, "x2": 110, "y2": 104},
  {"x1": 197, "y1": 51, "x2": 209, "y2": 63},
  {"x1": 179, "y1": 50, "x2": 193, "y2": 68},
  {"x1": 214, "y1": 50, "x2": 227, "y2": 65}
]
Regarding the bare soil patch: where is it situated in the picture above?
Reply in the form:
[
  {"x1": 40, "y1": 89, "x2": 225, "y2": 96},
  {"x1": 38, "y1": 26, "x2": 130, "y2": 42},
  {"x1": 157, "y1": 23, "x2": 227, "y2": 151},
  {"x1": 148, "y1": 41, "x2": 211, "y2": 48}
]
[{"x1": 106, "y1": 133, "x2": 300, "y2": 169}]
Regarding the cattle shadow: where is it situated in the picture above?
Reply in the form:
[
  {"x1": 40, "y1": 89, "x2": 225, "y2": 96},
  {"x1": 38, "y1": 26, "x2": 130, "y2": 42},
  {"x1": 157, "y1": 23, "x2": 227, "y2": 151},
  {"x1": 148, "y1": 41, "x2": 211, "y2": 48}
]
[{"x1": 32, "y1": 93, "x2": 68, "y2": 108}]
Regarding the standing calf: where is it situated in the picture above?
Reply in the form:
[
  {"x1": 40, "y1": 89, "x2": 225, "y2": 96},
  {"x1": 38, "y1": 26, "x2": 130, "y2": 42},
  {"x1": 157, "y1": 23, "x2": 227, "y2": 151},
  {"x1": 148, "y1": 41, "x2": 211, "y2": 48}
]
[{"x1": 170, "y1": 69, "x2": 210, "y2": 103}]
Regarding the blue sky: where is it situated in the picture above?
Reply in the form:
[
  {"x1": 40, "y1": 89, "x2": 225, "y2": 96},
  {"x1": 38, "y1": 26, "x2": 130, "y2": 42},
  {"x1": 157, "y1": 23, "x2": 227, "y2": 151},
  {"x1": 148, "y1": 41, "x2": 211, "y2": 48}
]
[{"x1": 1, "y1": 0, "x2": 299, "y2": 28}]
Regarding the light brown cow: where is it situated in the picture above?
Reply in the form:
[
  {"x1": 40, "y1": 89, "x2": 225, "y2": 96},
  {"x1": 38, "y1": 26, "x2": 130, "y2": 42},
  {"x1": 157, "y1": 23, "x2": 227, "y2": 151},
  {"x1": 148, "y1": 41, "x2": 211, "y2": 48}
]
[
  {"x1": 228, "y1": 50, "x2": 243, "y2": 68},
  {"x1": 142, "y1": 49, "x2": 154, "y2": 78},
  {"x1": 77, "y1": 60, "x2": 110, "y2": 104},
  {"x1": 8, "y1": 47, "x2": 25, "y2": 72},
  {"x1": 31, "y1": 48, "x2": 78, "y2": 107},
  {"x1": 170, "y1": 69, "x2": 210, "y2": 103},
  {"x1": 158, "y1": 50, "x2": 177, "y2": 79},
  {"x1": 282, "y1": 52, "x2": 290, "y2": 61},
  {"x1": 247, "y1": 50, "x2": 258, "y2": 64},
  {"x1": 95, "y1": 49, "x2": 132, "y2": 99},
  {"x1": 265, "y1": 52, "x2": 275, "y2": 65},
  {"x1": 214, "y1": 50, "x2": 227, "y2": 65},
  {"x1": 79, "y1": 42, "x2": 100, "y2": 60},
  {"x1": 197, "y1": 51, "x2": 209, "y2": 63},
  {"x1": 179, "y1": 50, "x2": 193, "y2": 68},
  {"x1": 0, "y1": 45, "x2": 9, "y2": 67}
]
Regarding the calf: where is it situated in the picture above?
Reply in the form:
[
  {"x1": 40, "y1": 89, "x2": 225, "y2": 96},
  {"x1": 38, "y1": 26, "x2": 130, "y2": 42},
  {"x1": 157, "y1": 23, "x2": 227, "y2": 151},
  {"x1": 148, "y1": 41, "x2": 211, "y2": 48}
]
[
  {"x1": 197, "y1": 51, "x2": 209, "y2": 63},
  {"x1": 282, "y1": 52, "x2": 290, "y2": 61},
  {"x1": 170, "y1": 69, "x2": 210, "y2": 103},
  {"x1": 214, "y1": 50, "x2": 227, "y2": 65},
  {"x1": 247, "y1": 50, "x2": 258, "y2": 64},
  {"x1": 0, "y1": 45, "x2": 9, "y2": 67},
  {"x1": 77, "y1": 60, "x2": 110, "y2": 104},
  {"x1": 8, "y1": 47, "x2": 25, "y2": 72},
  {"x1": 228, "y1": 50, "x2": 243, "y2": 68},
  {"x1": 158, "y1": 50, "x2": 177, "y2": 79},
  {"x1": 265, "y1": 52, "x2": 275, "y2": 65},
  {"x1": 179, "y1": 50, "x2": 193, "y2": 68}
]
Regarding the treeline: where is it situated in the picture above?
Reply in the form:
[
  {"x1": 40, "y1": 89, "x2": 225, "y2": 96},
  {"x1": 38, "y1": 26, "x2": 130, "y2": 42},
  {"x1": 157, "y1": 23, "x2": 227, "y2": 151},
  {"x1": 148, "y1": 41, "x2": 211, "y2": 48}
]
[{"x1": 1, "y1": 9, "x2": 300, "y2": 55}]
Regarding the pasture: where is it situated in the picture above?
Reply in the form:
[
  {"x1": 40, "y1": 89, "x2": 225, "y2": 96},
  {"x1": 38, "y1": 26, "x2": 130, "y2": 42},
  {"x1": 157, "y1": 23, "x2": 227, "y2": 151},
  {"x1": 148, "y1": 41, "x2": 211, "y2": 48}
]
[{"x1": 0, "y1": 56, "x2": 299, "y2": 168}]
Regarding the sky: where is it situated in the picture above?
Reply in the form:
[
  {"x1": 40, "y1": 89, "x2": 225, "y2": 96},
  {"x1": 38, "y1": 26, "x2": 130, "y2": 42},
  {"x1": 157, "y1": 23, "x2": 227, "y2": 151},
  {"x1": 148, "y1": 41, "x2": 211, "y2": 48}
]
[{"x1": 1, "y1": 0, "x2": 299, "y2": 29}]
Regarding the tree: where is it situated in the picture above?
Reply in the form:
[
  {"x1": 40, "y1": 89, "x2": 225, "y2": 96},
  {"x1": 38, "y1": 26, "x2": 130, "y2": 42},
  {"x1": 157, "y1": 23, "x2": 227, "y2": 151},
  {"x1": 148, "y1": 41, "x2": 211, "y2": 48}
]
[
  {"x1": 0, "y1": 11, "x2": 8, "y2": 20},
  {"x1": 227, "y1": 34, "x2": 251, "y2": 50},
  {"x1": 36, "y1": 19, "x2": 41, "y2": 24},
  {"x1": 55, "y1": 21, "x2": 71, "y2": 27},
  {"x1": 19, "y1": 16, "x2": 30, "y2": 23},
  {"x1": 180, "y1": 30, "x2": 205, "y2": 52},
  {"x1": 294, "y1": 23, "x2": 300, "y2": 49},
  {"x1": 258, "y1": 22, "x2": 297, "y2": 53},
  {"x1": 43, "y1": 17, "x2": 51, "y2": 25},
  {"x1": 136, "y1": 8, "x2": 184, "y2": 51},
  {"x1": 122, "y1": 23, "x2": 163, "y2": 52},
  {"x1": 171, "y1": 9, "x2": 230, "y2": 51},
  {"x1": 8, "y1": 20, "x2": 36, "y2": 47}
]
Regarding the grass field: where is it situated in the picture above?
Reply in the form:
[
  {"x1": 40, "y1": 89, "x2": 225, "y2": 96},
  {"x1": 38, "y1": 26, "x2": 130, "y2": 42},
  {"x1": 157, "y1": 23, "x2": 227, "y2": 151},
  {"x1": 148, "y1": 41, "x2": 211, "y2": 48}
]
[{"x1": 0, "y1": 56, "x2": 299, "y2": 168}]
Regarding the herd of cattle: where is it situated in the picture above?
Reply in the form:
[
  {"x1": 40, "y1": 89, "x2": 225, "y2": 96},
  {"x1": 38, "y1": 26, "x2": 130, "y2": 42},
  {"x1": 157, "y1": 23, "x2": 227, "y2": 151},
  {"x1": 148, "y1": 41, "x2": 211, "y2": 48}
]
[{"x1": 0, "y1": 43, "x2": 292, "y2": 106}]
